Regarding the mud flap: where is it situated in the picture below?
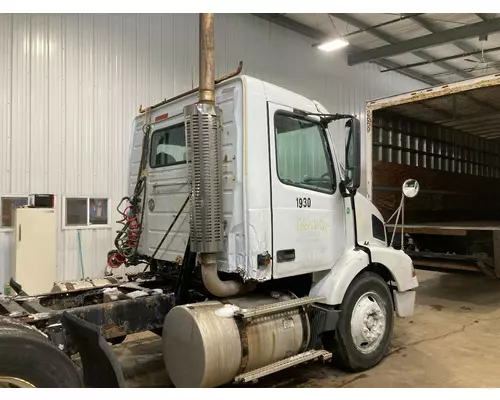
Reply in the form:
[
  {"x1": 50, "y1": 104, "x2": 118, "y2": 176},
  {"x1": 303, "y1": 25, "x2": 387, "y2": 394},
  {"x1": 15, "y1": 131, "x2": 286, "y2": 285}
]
[{"x1": 61, "y1": 311, "x2": 126, "y2": 388}]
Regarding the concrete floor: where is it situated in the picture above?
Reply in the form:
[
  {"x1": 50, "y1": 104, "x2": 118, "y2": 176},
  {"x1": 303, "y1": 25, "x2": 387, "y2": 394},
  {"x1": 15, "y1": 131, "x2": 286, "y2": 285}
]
[{"x1": 114, "y1": 270, "x2": 500, "y2": 388}]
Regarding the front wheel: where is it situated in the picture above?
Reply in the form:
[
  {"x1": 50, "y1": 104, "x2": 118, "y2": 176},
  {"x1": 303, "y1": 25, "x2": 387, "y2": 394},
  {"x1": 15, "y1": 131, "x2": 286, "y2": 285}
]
[{"x1": 323, "y1": 271, "x2": 394, "y2": 372}]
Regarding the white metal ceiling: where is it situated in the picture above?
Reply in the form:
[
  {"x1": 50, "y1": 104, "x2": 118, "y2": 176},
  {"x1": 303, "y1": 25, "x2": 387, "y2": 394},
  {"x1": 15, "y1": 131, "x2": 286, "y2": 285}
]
[{"x1": 284, "y1": 13, "x2": 500, "y2": 85}]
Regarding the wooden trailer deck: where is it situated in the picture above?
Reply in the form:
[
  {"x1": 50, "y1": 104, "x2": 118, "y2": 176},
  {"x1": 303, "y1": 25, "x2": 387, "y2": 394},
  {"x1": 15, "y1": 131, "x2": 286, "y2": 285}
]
[
  {"x1": 386, "y1": 221, "x2": 500, "y2": 277},
  {"x1": 387, "y1": 221, "x2": 500, "y2": 236}
]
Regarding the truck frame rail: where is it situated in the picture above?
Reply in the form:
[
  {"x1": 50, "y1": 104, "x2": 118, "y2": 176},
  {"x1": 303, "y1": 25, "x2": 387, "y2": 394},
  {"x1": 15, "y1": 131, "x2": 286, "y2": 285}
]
[{"x1": 0, "y1": 274, "x2": 181, "y2": 387}]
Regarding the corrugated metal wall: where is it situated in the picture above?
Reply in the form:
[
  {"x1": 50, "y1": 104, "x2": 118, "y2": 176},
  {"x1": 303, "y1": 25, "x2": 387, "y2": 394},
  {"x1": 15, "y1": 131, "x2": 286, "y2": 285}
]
[{"x1": 0, "y1": 13, "x2": 425, "y2": 289}]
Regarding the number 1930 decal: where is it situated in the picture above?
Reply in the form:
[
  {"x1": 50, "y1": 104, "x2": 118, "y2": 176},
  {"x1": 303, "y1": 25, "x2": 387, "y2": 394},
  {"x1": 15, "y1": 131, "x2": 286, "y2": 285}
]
[{"x1": 296, "y1": 197, "x2": 311, "y2": 208}]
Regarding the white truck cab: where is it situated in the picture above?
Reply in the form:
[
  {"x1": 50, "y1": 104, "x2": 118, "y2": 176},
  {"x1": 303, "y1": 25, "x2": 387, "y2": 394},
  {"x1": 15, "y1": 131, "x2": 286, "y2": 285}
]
[{"x1": 121, "y1": 74, "x2": 418, "y2": 387}]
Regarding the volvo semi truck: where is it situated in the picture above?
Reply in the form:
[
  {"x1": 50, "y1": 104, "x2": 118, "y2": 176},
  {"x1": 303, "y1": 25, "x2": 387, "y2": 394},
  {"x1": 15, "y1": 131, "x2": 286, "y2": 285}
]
[{"x1": 0, "y1": 14, "x2": 417, "y2": 388}]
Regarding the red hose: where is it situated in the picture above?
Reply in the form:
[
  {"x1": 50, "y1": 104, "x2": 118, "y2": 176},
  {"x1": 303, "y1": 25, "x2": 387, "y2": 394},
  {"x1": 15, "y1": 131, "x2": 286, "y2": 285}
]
[{"x1": 107, "y1": 200, "x2": 143, "y2": 268}]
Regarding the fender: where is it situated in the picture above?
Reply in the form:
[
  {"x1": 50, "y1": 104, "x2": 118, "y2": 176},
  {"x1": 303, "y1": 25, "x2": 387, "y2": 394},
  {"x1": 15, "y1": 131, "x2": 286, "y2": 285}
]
[
  {"x1": 369, "y1": 243, "x2": 418, "y2": 292},
  {"x1": 309, "y1": 245, "x2": 418, "y2": 306}
]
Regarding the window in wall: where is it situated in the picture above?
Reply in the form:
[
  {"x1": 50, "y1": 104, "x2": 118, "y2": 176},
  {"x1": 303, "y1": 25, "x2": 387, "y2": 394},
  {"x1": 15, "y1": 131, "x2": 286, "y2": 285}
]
[
  {"x1": 65, "y1": 197, "x2": 109, "y2": 227},
  {"x1": 275, "y1": 113, "x2": 336, "y2": 194},
  {"x1": 150, "y1": 123, "x2": 186, "y2": 168},
  {"x1": 1, "y1": 197, "x2": 28, "y2": 228},
  {"x1": 66, "y1": 198, "x2": 88, "y2": 226},
  {"x1": 89, "y1": 198, "x2": 108, "y2": 225}
]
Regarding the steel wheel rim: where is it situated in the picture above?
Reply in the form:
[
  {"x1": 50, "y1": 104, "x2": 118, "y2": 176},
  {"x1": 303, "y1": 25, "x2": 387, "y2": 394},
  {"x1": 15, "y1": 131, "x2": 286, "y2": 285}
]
[
  {"x1": 0, "y1": 376, "x2": 36, "y2": 388},
  {"x1": 350, "y1": 291, "x2": 387, "y2": 354}
]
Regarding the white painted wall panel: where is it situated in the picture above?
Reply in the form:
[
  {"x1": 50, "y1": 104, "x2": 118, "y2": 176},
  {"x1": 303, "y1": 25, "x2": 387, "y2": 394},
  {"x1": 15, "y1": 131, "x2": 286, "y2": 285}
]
[
  {"x1": 11, "y1": 15, "x2": 30, "y2": 195},
  {"x1": 0, "y1": 13, "x2": 425, "y2": 288},
  {"x1": 0, "y1": 15, "x2": 12, "y2": 196},
  {"x1": 48, "y1": 14, "x2": 64, "y2": 195}
]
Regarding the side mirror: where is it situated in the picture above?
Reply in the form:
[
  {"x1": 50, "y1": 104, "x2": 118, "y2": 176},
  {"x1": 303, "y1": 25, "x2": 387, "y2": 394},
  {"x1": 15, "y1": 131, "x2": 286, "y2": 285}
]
[
  {"x1": 402, "y1": 179, "x2": 420, "y2": 198},
  {"x1": 344, "y1": 118, "x2": 361, "y2": 191}
]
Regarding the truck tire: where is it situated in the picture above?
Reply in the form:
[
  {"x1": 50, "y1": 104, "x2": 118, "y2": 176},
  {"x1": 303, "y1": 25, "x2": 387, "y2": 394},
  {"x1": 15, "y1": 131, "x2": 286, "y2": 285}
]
[
  {"x1": 323, "y1": 271, "x2": 394, "y2": 372},
  {"x1": 0, "y1": 318, "x2": 83, "y2": 388}
]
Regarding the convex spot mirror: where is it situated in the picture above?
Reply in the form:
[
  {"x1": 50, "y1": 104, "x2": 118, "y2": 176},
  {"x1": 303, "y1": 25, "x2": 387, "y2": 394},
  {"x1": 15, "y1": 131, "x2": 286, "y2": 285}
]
[
  {"x1": 344, "y1": 117, "x2": 361, "y2": 191},
  {"x1": 402, "y1": 179, "x2": 420, "y2": 198}
]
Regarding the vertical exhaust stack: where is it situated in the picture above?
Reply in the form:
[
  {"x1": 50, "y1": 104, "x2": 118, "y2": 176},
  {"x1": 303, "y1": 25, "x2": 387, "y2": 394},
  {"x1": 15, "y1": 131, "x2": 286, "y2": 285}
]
[
  {"x1": 198, "y1": 14, "x2": 215, "y2": 105},
  {"x1": 184, "y1": 13, "x2": 223, "y2": 255},
  {"x1": 184, "y1": 14, "x2": 253, "y2": 297}
]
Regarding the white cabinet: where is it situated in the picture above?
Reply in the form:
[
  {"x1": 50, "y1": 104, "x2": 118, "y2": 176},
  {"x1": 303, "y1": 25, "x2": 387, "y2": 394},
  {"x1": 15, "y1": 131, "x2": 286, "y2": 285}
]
[{"x1": 12, "y1": 208, "x2": 57, "y2": 295}]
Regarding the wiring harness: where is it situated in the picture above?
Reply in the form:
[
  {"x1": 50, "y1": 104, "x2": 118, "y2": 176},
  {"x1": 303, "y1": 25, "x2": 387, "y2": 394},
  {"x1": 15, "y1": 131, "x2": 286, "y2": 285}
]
[
  {"x1": 107, "y1": 118, "x2": 151, "y2": 268},
  {"x1": 107, "y1": 197, "x2": 143, "y2": 268}
]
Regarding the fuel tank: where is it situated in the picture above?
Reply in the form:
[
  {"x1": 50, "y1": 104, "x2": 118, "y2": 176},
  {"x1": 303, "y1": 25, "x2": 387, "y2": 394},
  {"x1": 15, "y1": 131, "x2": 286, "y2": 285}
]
[{"x1": 162, "y1": 292, "x2": 310, "y2": 388}]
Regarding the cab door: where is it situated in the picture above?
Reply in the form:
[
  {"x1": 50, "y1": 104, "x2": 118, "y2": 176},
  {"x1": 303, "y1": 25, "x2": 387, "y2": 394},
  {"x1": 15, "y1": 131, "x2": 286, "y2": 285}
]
[{"x1": 268, "y1": 103, "x2": 346, "y2": 279}]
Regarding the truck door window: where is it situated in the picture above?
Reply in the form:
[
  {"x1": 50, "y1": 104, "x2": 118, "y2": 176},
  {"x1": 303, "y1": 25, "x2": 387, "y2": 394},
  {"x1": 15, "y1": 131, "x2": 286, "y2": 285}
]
[
  {"x1": 150, "y1": 123, "x2": 186, "y2": 168},
  {"x1": 274, "y1": 113, "x2": 336, "y2": 194}
]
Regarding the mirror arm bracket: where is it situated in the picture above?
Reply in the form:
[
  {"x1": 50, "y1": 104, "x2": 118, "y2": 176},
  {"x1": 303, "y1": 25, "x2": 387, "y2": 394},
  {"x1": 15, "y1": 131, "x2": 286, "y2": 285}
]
[
  {"x1": 339, "y1": 181, "x2": 356, "y2": 198},
  {"x1": 344, "y1": 188, "x2": 372, "y2": 265}
]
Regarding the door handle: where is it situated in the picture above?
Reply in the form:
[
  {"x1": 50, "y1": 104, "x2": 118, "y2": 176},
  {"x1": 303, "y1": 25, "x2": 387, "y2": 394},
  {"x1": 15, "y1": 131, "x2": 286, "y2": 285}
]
[
  {"x1": 18, "y1": 224, "x2": 21, "y2": 242},
  {"x1": 277, "y1": 249, "x2": 295, "y2": 262}
]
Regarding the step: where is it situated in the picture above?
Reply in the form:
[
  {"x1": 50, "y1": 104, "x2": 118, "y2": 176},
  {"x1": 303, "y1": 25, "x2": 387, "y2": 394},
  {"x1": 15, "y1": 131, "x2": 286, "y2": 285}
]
[
  {"x1": 234, "y1": 350, "x2": 332, "y2": 383},
  {"x1": 235, "y1": 296, "x2": 326, "y2": 319}
]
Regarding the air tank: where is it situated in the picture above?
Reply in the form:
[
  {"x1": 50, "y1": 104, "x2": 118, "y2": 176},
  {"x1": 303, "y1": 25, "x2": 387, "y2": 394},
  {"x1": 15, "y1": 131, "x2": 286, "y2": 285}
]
[{"x1": 162, "y1": 293, "x2": 310, "y2": 388}]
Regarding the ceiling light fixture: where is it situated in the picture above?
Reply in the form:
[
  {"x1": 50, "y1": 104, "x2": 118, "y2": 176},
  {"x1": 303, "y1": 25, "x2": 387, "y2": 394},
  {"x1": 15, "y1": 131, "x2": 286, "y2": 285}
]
[{"x1": 317, "y1": 38, "x2": 349, "y2": 52}]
